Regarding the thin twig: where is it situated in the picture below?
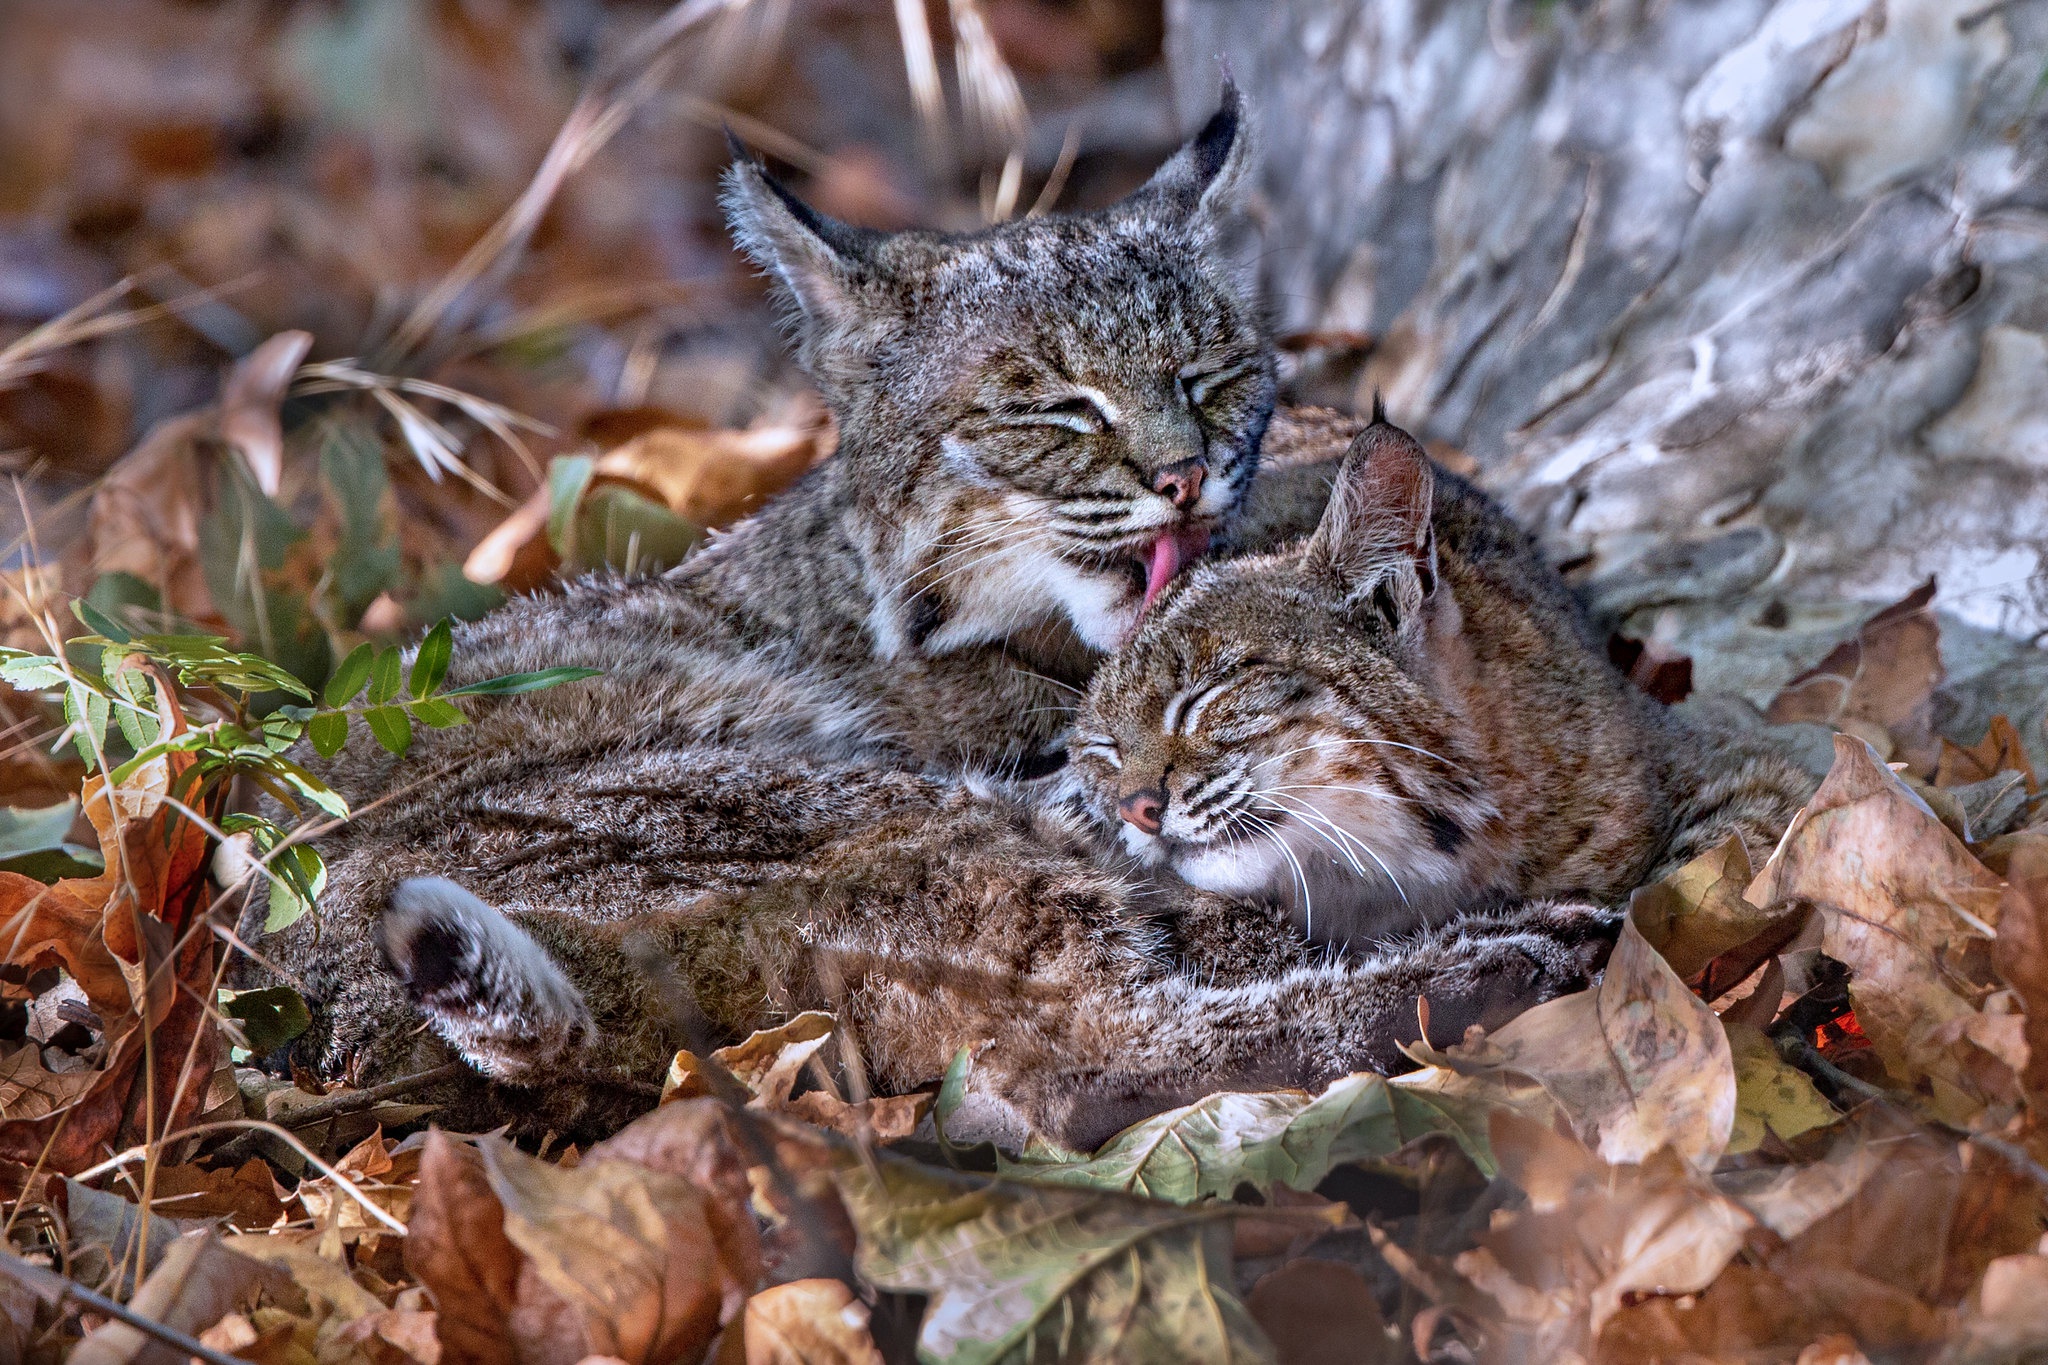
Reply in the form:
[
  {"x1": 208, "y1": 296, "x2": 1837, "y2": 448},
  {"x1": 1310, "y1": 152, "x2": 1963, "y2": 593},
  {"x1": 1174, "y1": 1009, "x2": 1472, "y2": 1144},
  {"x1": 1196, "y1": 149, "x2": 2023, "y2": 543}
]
[{"x1": 206, "y1": 1062, "x2": 468, "y2": 1165}]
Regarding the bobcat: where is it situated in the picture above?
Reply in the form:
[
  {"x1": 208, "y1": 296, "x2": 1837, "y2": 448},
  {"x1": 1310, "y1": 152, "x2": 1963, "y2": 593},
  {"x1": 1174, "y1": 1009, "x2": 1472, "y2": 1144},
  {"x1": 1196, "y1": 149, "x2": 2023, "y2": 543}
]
[
  {"x1": 1070, "y1": 410, "x2": 1816, "y2": 951},
  {"x1": 256, "y1": 93, "x2": 1805, "y2": 1151}
]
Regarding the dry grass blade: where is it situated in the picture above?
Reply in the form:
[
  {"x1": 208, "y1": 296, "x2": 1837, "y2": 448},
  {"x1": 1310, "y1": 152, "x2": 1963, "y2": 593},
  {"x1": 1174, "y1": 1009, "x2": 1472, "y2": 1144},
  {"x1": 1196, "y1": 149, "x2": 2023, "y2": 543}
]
[
  {"x1": 0, "y1": 279, "x2": 186, "y2": 391},
  {"x1": 950, "y1": 0, "x2": 1028, "y2": 165},
  {"x1": 383, "y1": 0, "x2": 775, "y2": 364},
  {"x1": 293, "y1": 358, "x2": 554, "y2": 493},
  {"x1": 894, "y1": 0, "x2": 950, "y2": 168}
]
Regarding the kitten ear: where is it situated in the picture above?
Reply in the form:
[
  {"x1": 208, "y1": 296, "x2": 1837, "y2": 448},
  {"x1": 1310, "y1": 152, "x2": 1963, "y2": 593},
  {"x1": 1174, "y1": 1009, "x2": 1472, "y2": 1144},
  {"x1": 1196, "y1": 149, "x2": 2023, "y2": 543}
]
[
  {"x1": 1130, "y1": 78, "x2": 1255, "y2": 226},
  {"x1": 1304, "y1": 408, "x2": 1440, "y2": 625},
  {"x1": 721, "y1": 141, "x2": 878, "y2": 333}
]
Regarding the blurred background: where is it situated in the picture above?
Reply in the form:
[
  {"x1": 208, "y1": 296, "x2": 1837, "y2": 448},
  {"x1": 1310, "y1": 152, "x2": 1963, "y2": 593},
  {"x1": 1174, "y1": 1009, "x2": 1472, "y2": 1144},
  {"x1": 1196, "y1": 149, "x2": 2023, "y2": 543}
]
[{"x1": 5, "y1": 0, "x2": 2048, "y2": 792}]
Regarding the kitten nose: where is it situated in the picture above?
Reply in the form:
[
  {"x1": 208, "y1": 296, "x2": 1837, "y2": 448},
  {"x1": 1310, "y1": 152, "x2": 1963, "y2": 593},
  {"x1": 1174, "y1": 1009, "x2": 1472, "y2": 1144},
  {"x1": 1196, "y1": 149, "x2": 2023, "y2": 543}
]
[
  {"x1": 1152, "y1": 458, "x2": 1207, "y2": 509},
  {"x1": 1118, "y1": 787, "x2": 1166, "y2": 835}
]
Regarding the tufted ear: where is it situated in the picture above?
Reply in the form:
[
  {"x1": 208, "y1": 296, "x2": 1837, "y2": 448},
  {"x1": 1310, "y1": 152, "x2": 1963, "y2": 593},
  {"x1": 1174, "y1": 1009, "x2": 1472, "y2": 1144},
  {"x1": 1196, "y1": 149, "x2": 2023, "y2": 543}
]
[
  {"x1": 1303, "y1": 403, "x2": 1441, "y2": 629},
  {"x1": 1127, "y1": 78, "x2": 1255, "y2": 228},
  {"x1": 721, "y1": 139, "x2": 882, "y2": 338}
]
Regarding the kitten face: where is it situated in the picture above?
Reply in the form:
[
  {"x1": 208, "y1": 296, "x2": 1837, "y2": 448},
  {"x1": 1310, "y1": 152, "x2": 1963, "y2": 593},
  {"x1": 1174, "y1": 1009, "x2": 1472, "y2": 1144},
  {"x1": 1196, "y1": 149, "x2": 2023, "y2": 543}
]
[
  {"x1": 723, "y1": 87, "x2": 1273, "y2": 654},
  {"x1": 1072, "y1": 422, "x2": 1498, "y2": 942}
]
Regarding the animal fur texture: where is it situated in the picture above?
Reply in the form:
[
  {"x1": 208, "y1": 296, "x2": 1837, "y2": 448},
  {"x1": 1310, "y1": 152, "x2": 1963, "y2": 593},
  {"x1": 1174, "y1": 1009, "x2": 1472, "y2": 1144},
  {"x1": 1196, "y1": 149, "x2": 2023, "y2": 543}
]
[{"x1": 247, "y1": 91, "x2": 1811, "y2": 1151}]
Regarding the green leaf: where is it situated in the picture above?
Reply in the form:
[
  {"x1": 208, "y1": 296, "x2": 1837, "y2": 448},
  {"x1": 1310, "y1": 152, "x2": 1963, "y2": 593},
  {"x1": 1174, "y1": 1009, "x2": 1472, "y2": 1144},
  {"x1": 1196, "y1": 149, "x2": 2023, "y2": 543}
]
[
  {"x1": 367, "y1": 647, "x2": 403, "y2": 705},
  {"x1": 221, "y1": 985, "x2": 313, "y2": 1055},
  {"x1": 307, "y1": 710, "x2": 349, "y2": 759},
  {"x1": 842, "y1": 1155, "x2": 1271, "y2": 1365},
  {"x1": 321, "y1": 424, "x2": 402, "y2": 623},
  {"x1": 108, "y1": 669, "x2": 162, "y2": 752},
  {"x1": 0, "y1": 801, "x2": 103, "y2": 882},
  {"x1": 410, "y1": 619, "x2": 452, "y2": 696},
  {"x1": 0, "y1": 657, "x2": 68, "y2": 692},
  {"x1": 364, "y1": 705, "x2": 413, "y2": 755},
  {"x1": 440, "y1": 667, "x2": 602, "y2": 699},
  {"x1": 84, "y1": 571, "x2": 164, "y2": 636},
  {"x1": 70, "y1": 596, "x2": 132, "y2": 644},
  {"x1": 405, "y1": 697, "x2": 468, "y2": 729},
  {"x1": 544, "y1": 454, "x2": 597, "y2": 556},
  {"x1": 264, "y1": 757, "x2": 350, "y2": 819},
  {"x1": 323, "y1": 642, "x2": 375, "y2": 708},
  {"x1": 66, "y1": 687, "x2": 111, "y2": 768},
  {"x1": 1002, "y1": 1073, "x2": 1503, "y2": 1200},
  {"x1": 264, "y1": 842, "x2": 326, "y2": 933},
  {"x1": 567, "y1": 483, "x2": 701, "y2": 575}
]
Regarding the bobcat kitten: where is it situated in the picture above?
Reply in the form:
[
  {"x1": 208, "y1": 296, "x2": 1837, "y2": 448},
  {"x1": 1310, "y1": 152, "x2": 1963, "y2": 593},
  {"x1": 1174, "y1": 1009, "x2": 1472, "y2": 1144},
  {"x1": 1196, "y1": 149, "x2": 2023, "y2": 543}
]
[{"x1": 1072, "y1": 410, "x2": 1816, "y2": 949}]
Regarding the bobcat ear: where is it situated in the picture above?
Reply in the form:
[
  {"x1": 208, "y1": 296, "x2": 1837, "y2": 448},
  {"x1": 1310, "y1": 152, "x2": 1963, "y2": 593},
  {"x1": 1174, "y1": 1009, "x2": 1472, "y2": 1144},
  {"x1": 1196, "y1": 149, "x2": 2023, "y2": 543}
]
[
  {"x1": 1304, "y1": 409, "x2": 1440, "y2": 627},
  {"x1": 721, "y1": 141, "x2": 879, "y2": 335},
  {"x1": 1129, "y1": 78, "x2": 1254, "y2": 226}
]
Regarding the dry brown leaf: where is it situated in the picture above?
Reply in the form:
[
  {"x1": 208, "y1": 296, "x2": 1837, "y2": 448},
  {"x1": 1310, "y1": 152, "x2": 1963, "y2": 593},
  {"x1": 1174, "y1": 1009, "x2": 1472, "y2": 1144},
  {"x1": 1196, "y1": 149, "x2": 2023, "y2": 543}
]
[
  {"x1": 70, "y1": 1232, "x2": 293, "y2": 1365},
  {"x1": 1993, "y1": 834, "x2": 2048, "y2": 1112},
  {"x1": 402, "y1": 1131, "x2": 523, "y2": 1365},
  {"x1": 1936, "y1": 715, "x2": 2038, "y2": 794},
  {"x1": 663, "y1": 1013, "x2": 925, "y2": 1144},
  {"x1": 1725, "y1": 1022, "x2": 1839, "y2": 1154},
  {"x1": 1749, "y1": 734, "x2": 2018, "y2": 1125},
  {"x1": 1412, "y1": 914, "x2": 1736, "y2": 1167},
  {"x1": 741, "y1": 1279, "x2": 884, "y2": 1365},
  {"x1": 71, "y1": 410, "x2": 216, "y2": 622},
  {"x1": 0, "y1": 713, "x2": 222, "y2": 1172},
  {"x1": 1426, "y1": 1110, "x2": 1755, "y2": 1362},
  {"x1": 220, "y1": 330, "x2": 313, "y2": 496},
  {"x1": 1630, "y1": 833, "x2": 1808, "y2": 997},
  {"x1": 1939, "y1": 1246, "x2": 2048, "y2": 1364},
  {"x1": 1245, "y1": 1259, "x2": 1399, "y2": 1365},
  {"x1": 1765, "y1": 579, "x2": 1944, "y2": 774},
  {"x1": 480, "y1": 1134, "x2": 755, "y2": 1365}
]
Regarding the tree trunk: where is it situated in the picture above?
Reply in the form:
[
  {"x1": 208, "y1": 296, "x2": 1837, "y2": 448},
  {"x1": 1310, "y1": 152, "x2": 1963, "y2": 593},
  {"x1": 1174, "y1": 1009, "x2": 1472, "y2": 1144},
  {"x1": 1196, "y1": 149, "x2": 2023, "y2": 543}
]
[{"x1": 1166, "y1": 0, "x2": 2048, "y2": 649}]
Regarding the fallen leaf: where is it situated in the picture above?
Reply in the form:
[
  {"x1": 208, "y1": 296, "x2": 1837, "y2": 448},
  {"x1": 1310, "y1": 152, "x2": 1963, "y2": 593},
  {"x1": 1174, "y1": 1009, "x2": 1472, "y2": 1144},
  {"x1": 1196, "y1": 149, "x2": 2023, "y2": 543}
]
[
  {"x1": 842, "y1": 1153, "x2": 1269, "y2": 1365},
  {"x1": 219, "y1": 331, "x2": 313, "y2": 496},
  {"x1": 663, "y1": 1014, "x2": 926, "y2": 1145},
  {"x1": 403, "y1": 1132, "x2": 523, "y2": 1365},
  {"x1": 70, "y1": 1231, "x2": 293, "y2": 1365},
  {"x1": 1724, "y1": 1023, "x2": 1840, "y2": 1155},
  {"x1": 742, "y1": 1279, "x2": 884, "y2": 1365},
  {"x1": 480, "y1": 1133, "x2": 755, "y2": 1365},
  {"x1": 1992, "y1": 834, "x2": 2048, "y2": 1109},
  {"x1": 1631, "y1": 833, "x2": 1807, "y2": 994},
  {"x1": 1005, "y1": 1071, "x2": 1500, "y2": 1199},
  {"x1": 1246, "y1": 1259, "x2": 1397, "y2": 1365},
  {"x1": 1939, "y1": 1248, "x2": 2048, "y2": 1363},
  {"x1": 1748, "y1": 734, "x2": 2017, "y2": 1125},
  {"x1": 1936, "y1": 715, "x2": 2038, "y2": 794},
  {"x1": 1409, "y1": 915, "x2": 1736, "y2": 1168},
  {"x1": 1766, "y1": 579, "x2": 1944, "y2": 774}
]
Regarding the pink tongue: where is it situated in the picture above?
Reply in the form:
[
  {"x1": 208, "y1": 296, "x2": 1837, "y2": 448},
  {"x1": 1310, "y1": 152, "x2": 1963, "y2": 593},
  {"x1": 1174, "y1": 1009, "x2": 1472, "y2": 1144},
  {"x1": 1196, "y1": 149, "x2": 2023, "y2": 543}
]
[{"x1": 1142, "y1": 526, "x2": 1211, "y2": 609}]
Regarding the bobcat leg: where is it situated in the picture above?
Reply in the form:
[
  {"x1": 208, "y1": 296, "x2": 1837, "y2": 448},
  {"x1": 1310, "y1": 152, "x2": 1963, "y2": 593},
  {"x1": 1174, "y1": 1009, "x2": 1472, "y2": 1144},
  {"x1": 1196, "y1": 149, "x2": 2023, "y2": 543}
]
[{"x1": 379, "y1": 878, "x2": 594, "y2": 1081}]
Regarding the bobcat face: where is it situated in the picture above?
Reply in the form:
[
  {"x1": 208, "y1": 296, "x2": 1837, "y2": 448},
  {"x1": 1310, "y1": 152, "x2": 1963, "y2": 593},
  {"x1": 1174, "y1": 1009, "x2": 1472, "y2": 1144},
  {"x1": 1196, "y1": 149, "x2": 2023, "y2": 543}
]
[
  {"x1": 723, "y1": 86, "x2": 1273, "y2": 654},
  {"x1": 1072, "y1": 420, "x2": 1498, "y2": 942}
]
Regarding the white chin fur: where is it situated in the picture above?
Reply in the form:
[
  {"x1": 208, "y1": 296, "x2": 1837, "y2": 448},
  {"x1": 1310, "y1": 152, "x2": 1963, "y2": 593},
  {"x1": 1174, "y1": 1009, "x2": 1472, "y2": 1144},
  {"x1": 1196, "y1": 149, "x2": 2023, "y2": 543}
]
[{"x1": 1170, "y1": 841, "x2": 1288, "y2": 897}]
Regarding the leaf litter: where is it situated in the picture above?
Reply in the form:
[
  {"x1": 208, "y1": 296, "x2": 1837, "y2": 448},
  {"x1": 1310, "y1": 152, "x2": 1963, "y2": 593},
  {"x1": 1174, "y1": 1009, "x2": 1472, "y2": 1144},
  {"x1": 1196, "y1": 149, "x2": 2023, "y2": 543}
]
[{"x1": 4, "y1": 1, "x2": 2048, "y2": 1362}]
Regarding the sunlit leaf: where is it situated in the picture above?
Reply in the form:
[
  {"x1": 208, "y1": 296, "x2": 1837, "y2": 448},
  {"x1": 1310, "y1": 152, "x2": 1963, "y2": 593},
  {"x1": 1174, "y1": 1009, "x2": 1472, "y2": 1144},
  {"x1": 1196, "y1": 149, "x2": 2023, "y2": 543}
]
[
  {"x1": 308, "y1": 710, "x2": 349, "y2": 758},
  {"x1": 368, "y1": 646, "x2": 403, "y2": 705},
  {"x1": 364, "y1": 704, "x2": 413, "y2": 755},
  {"x1": 324, "y1": 641, "x2": 375, "y2": 708},
  {"x1": 410, "y1": 618, "x2": 453, "y2": 696},
  {"x1": 406, "y1": 696, "x2": 468, "y2": 728},
  {"x1": 441, "y1": 666, "x2": 602, "y2": 698}
]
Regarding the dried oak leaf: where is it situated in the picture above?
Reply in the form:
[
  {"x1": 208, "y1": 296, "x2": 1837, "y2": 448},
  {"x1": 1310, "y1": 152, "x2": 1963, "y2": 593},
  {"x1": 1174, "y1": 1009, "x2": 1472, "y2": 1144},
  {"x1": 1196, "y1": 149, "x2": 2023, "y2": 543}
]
[
  {"x1": 1724, "y1": 1022, "x2": 1838, "y2": 1154},
  {"x1": 1765, "y1": 578, "x2": 1944, "y2": 774},
  {"x1": 1630, "y1": 832, "x2": 1807, "y2": 993},
  {"x1": 1245, "y1": 1260, "x2": 1400, "y2": 1365},
  {"x1": 480, "y1": 1133, "x2": 755, "y2": 1365},
  {"x1": 740, "y1": 1279, "x2": 884, "y2": 1365},
  {"x1": 1939, "y1": 1246, "x2": 2048, "y2": 1364},
  {"x1": 69, "y1": 1231, "x2": 294, "y2": 1365},
  {"x1": 662, "y1": 1012, "x2": 926, "y2": 1145},
  {"x1": 1748, "y1": 734, "x2": 2017, "y2": 1125},
  {"x1": 1408, "y1": 915, "x2": 1736, "y2": 1168},
  {"x1": 403, "y1": 1131, "x2": 523, "y2": 1365},
  {"x1": 1991, "y1": 833, "x2": 2048, "y2": 1109},
  {"x1": 1936, "y1": 714, "x2": 2038, "y2": 794},
  {"x1": 0, "y1": 728, "x2": 221, "y2": 1170}
]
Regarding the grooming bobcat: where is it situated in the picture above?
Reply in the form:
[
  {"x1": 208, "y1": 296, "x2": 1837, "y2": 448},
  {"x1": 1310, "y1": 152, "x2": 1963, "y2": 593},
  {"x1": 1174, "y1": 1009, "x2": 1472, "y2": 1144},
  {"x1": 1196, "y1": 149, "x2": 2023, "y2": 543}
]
[{"x1": 255, "y1": 93, "x2": 1809, "y2": 1150}]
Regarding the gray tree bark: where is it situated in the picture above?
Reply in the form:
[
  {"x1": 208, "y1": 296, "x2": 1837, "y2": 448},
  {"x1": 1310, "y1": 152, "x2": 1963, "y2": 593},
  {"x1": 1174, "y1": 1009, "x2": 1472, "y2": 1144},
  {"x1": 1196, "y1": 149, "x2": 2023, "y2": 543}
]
[{"x1": 1166, "y1": 0, "x2": 2048, "y2": 653}]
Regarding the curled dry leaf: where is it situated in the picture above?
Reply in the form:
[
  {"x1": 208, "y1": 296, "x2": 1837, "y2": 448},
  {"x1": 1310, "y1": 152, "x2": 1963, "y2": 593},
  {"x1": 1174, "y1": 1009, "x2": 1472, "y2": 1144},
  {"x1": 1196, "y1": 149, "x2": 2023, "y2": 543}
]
[
  {"x1": 662, "y1": 1012, "x2": 927, "y2": 1145},
  {"x1": 1630, "y1": 832, "x2": 1809, "y2": 997},
  {"x1": 1991, "y1": 834, "x2": 2048, "y2": 1108},
  {"x1": 478, "y1": 1134, "x2": 756, "y2": 1365},
  {"x1": 219, "y1": 330, "x2": 314, "y2": 496},
  {"x1": 1724, "y1": 1022, "x2": 1838, "y2": 1155},
  {"x1": 1748, "y1": 734, "x2": 2017, "y2": 1125},
  {"x1": 69, "y1": 1232, "x2": 294, "y2": 1365},
  {"x1": 741, "y1": 1279, "x2": 884, "y2": 1365},
  {"x1": 1406, "y1": 915, "x2": 1736, "y2": 1168},
  {"x1": 1765, "y1": 578, "x2": 1944, "y2": 774},
  {"x1": 1936, "y1": 714, "x2": 2038, "y2": 793},
  {"x1": 403, "y1": 1132, "x2": 522, "y2": 1365},
  {"x1": 0, "y1": 713, "x2": 221, "y2": 1171}
]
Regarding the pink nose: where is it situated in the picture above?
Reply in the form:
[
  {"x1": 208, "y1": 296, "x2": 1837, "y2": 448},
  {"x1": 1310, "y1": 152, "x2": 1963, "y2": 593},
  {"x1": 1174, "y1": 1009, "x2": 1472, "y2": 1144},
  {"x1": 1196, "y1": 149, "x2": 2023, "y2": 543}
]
[
  {"x1": 1118, "y1": 788, "x2": 1165, "y2": 835},
  {"x1": 1152, "y1": 458, "x2": 1207, "y2": 509}
]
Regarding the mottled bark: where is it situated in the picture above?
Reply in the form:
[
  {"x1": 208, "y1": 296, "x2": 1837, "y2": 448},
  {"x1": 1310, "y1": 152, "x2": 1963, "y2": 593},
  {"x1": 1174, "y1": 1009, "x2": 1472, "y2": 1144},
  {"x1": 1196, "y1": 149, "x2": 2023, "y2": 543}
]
[{"x1": 1167, "y1": 0, "x2": 2048, "y2": 647}]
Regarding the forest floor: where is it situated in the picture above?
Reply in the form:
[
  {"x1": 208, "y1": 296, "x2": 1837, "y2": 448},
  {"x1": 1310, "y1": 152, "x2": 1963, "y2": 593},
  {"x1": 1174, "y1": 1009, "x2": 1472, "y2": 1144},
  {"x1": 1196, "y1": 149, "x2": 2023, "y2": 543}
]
[{"x1": 2, "y1": 2, "x2": 2047, "y2": 1363}]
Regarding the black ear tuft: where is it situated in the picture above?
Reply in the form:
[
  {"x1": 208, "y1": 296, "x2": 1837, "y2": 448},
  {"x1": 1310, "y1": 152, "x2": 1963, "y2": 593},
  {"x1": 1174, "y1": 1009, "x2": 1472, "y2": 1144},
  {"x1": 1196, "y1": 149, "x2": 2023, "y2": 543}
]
[
  {"x1": 1189, "y1": 78, "x2": 1242, "y2": 187},
  {"x1": 1126, "y1": 79, "x2": 1255, "y2": 224},
  {"x1": 1371, "y1": 390, "x2": 1388, "y2": 426}
]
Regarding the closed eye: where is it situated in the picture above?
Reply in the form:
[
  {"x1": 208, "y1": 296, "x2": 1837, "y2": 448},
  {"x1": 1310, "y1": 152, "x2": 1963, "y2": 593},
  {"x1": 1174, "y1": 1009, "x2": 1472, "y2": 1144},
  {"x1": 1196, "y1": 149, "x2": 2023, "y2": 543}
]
[
  {"x1": 1178, "y1": 358, "x2": 1263, "y2": 408},
  {"x1": 1000, "y1": 390, "x2": 1115, "y2": 435},
  {"x1": 1074, "y1": 737, "x2": 1122, "y2": 769}
]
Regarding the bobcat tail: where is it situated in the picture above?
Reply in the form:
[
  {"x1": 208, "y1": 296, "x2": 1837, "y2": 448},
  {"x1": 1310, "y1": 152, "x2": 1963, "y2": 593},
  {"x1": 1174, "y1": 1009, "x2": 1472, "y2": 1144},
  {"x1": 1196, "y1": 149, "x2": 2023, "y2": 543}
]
[{"x1": 378, "y1": 878, "x2": 593, "y2": 1081}]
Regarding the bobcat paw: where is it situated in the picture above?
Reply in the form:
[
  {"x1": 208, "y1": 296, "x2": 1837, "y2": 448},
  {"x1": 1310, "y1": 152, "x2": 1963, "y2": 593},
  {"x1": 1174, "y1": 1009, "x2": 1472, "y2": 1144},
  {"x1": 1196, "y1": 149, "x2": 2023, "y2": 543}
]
[
  {"x1": 1409, "y1": 901, "x2": 1620, "y2": 1046},
  {"x1": 379, "y1": 877, "x2": 592, "y2": 1080}
]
